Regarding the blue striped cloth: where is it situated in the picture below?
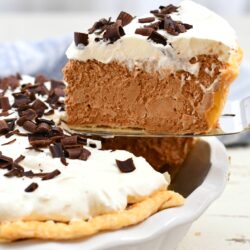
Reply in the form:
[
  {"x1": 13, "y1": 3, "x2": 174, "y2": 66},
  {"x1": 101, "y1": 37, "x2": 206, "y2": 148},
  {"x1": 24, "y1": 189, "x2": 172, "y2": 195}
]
[{"x1": 0, "y1": 34, "x2": 72, "y2": 79}]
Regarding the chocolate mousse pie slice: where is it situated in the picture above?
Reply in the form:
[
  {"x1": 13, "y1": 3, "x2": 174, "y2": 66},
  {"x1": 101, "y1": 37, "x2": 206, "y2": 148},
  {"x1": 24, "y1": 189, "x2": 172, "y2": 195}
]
[{"x1": 63, "y1": 0, "x2": 242, "y2": 135}]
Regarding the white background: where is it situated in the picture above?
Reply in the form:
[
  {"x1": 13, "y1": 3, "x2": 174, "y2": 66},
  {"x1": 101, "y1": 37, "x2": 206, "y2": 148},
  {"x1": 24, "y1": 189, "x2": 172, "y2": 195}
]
[
  {"x1": 0, "y1": 0, "x2": 250, "y2": 16},
  {"x1": 0, "y1": 1, "x2": 249, "y2": 249}
]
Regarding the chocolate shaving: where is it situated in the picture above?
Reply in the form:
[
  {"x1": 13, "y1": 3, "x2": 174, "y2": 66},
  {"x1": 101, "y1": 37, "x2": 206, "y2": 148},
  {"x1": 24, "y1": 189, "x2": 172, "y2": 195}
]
[
  {"x1": 23, "y1": 170, "x2": 36, "y2": 178},
  {"x1": 65, "y1": 146, "x2": 83, "y2": 159},
  {"x1": 79, "y1": 148, "x2": 91, "y2": 161},
  {"x1": 35, "y1": 74, "x2": 48, "y2": 84},
  {"x1": 26, "y1": 146, "x2": 44, "y2": 152},
  {"x1": 12, "y1": 93, "x2": 31, "y2": 107},
  {"x1": 150, "y1": 9, "x2": 159, "y2": 14},
  {"x1": 31, "y1": 99, "x2": 48, "y2": 117},
  {"x1": 14, "y1": 155, "x2": 25, "y2": 164},
  {"x1": 46, "y1": 92, "x2": 59, "y2": 106},
  {"x1": 60, "y1": 157, "x2": 68, "y2": 166},
  {"x1": 35, "y1": 118, "x2": 55, "y2": 126},
  {"x1": 116, "y1": 158, "x2": 136, "y2": 173},
  {"x1": 148, "y1": 31, "x2": 167, "y2": 46},
  {"x1": 49, "y1": 142, "x2": 64, "y2": 158},
  {"x1": 28, "y1": 134, "x2": 52, "y2": 148},
  {"x1": 22, "y1": 83, "x2": 49, "y2": 96},
  {"x1": 182, "y1": 23, "x2": 193, "y2": 30},
  {"x1": 164, "y1": 16, "x2": 193, "y2": 36},
  {"x1": 0, "y1": 96, "x2": 11, "y2": 111},
  {"x1": 25, "y1": 182, "x2": 38, "y2": 192},
  {"x1": 23, "y1": 120, "x2": 37, "y2": 133},
  {"x1": 4, "y1": 165, "x2": 24, "y2": 178},
  {"x1": 13, "y1": 130, "x2": 29, "y2": 137},
  {"x1": 1, "y1": 138, "x2": 16, "y2": 146},
  {"x1": 35, "y1": 122, "x2": 51, "y2": 134},
  {"x1": 135, "y1": 28, "x2": 153, "y2": 36},
  {"x1": 0, "y1": 120, "x2": 9, "y2": 134},
  {"x1": 0, "y1": 153, "x2": 13, "y2": 169},
  {"x1": 5, "y1": 129, "x2": 19, "y2": 139},
  {"x1": 53, "y1": 87, "x2": 65, "y2": 97},
  {"x1": 88, "y1": 18, "x2": 113, "y2": 34},
  {"x1": 153, "y1": 13, "x2": 166, "y2": 19},
  {"x1": 159, "y1": 4, "x2": 179, "y2": 14},
  {"x1": 17, "y1": 116, "x2": 29, "y2": 126},
  {"x1": 77, "y1": 136, "x2": 87, "y2": 145},
  {"x1": 138, "y1": 17, "x2": 155, "y2": 23},
  {"x1": 144, "y1": 21, "x2": 161, "y2": 30},
  {"x1": 42, "y1": 169, "x2": 61, "y2": 181},
  {"x1": 116, "y1": 11, "x2": 133, "y2": 26},
  {"x1": 16, "y1": 73, "x2": 22, "y2": 80},
  {"x1": 6, "y1": 119, "x2": 16, "y2": 132},
  {"x1": 61, "y1": 135, "x2": 78, "y2": 147},
  {"x1": 50, "y1": 80, "x2": 66, "y2": 91},
  {"x1": 0, "y1": 75, "x2": 20, "y2": 91},
  {"x1": 20, "y1": 108, "x2": 37, "y2": 120},
  {"x1": 103, "y1": 20, "x2": 125, "y2": 43},
  {"x1": 74, "y1": 32, "x2": 89, "y2": 46}
]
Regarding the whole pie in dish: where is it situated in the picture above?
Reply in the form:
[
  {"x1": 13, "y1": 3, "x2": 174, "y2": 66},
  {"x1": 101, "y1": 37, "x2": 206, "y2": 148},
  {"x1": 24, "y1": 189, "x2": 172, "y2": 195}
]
[
  {"x1": 0, "y1": 75, "x2": 185, "y2": 242},
  {"x1": 63, "y1": 0, "x2": 242, "y2": 134}
]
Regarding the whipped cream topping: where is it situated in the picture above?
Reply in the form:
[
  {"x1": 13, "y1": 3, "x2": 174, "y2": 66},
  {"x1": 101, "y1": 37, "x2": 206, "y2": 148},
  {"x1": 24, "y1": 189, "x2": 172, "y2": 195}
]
[
  {"x1": 66, "y1": 0, "x2": 238, "y2": 74},
  {"x1": 0, "y1": 76, "x2": 168, "y2": 222}
]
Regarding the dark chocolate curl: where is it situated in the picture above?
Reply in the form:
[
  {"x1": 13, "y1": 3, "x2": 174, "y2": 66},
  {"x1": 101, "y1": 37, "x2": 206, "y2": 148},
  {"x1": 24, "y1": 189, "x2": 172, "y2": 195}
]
[
  {"x1": 138, "y1": 17, "x2": 155, "y2": 23},
  {"x1": 148, "y1": 31, "x2": 167, "y2": 46},
  {"x1": 135, "y1": 28, "x2": 154, "y2": 37},
  {"x1": 0, "y1": 97, "x2": 11, "y2": 111},
  {"x1": 74, "y1": 32, "x2": 89, "y2": 46},
  {"x1": 25, "y1": 182, "x2": 38, "y2": 192},
  {"x1": 116, "y1": 11, "x2": 133, "y2": 26},
  {"x1": 103, "y1": 20, "x2": 125, "y2": 43},
  {"x1": 116, "y1": 158, "x2": 136, "y2": 173}
]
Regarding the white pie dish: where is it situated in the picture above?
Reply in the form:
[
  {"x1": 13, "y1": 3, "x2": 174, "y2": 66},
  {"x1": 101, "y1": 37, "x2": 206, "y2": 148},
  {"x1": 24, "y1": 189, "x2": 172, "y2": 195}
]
[{"x1": 0, "y1": 137, "x2": 228, "y2": 250}]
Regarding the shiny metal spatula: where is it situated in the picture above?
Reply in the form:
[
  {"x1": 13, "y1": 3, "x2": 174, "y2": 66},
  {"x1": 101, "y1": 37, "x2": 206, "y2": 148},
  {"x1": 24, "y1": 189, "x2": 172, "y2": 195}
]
[{"x1": 62, "y1": 96, "x2": 250, "y2": 138}]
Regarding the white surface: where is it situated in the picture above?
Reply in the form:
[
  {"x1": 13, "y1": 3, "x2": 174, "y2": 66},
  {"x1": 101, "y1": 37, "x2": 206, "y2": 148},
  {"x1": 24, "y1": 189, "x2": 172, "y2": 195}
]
[
  {"x1": 0, "y1": 12, "x2": 249, "y2": 250},
  {"x1": 0, "y1": 137, "x2": 229, "y2": 250},
  {"x1": 177, "y1": 147, "x2": 250, "y2": 250}
]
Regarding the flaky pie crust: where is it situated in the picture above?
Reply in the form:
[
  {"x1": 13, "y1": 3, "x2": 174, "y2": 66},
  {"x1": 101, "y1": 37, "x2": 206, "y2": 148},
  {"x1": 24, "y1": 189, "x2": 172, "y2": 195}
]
[{"x1": 0, "y1": 190, "x2": 184, "y2": 242}]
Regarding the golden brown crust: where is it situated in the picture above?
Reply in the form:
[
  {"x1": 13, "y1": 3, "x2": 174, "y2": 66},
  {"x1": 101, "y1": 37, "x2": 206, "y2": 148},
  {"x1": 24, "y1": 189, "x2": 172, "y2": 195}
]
[
  {"x1": 205, "y1": 48, "x2": 243, "y2": 128},
  {"x1": 63, "y1": 49, "x2": 242, "y2": 134},
  {"x1": 0, "y1": 190, "x2": 184, "y2": 242}
]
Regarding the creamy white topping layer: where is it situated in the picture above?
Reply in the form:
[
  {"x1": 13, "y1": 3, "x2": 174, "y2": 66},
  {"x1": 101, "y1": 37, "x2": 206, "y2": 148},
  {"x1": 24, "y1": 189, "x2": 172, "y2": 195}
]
[
  {"x1": 66, "y1": 0, "x2": 238, "y2": 73},
  {"x1": 0, "y1": 76, "x2": 168, "y2": 222}
]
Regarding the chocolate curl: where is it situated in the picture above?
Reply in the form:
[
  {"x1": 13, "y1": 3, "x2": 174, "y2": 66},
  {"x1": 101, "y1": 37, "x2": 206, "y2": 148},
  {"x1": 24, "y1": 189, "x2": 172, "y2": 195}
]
[
  {"x1": 138, "y1": 17, "x2": 155, "y2": 23},
  {"x1": 135, "y1": 28, "x2": 154, "y2": 37},
  {"x1": 116, "y1": 158, "x2": 136, "y2": 173},
  {"x1": 0, "y1": 97, "x2": 11, "y2": 111},
  {"x1": 148, "y1": 31, "x2": 167, "y2": 46},
  {"x1": 103, "y1": 20, "x2": 125, "y2": 43},
  {"x1": 117, "y1": 11, "x2": 133, "y2": 26},
  {"x1": 74, "y1": 32, "x2": 89, "y2": 46}
]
